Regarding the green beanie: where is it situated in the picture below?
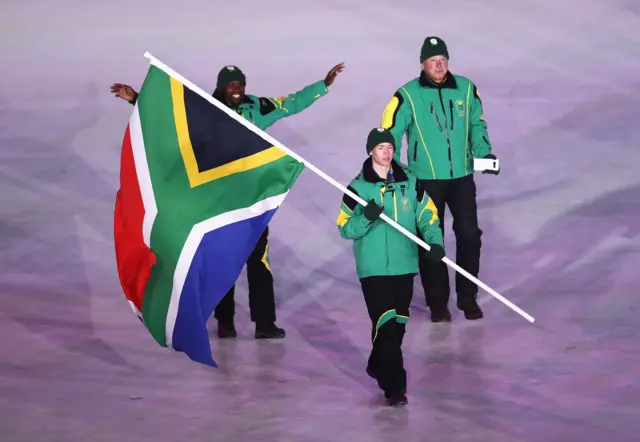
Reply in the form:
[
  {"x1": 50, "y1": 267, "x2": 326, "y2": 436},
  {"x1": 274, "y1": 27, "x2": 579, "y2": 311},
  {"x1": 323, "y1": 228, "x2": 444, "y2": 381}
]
[
  {"x1": 366, "y1": 127, "x2": 395, "y2": 154},
  {"x1": 420, "y1": 36, "x2": 449, "y2": 63},
  {"x1": 216, "y1": 65, "x2": 246, "y2": 89}
]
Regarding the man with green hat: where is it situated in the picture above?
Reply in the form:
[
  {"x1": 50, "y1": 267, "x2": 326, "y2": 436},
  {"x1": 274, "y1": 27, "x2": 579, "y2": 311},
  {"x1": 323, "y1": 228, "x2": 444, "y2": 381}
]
[
  {"x1": 379, "y1": 36, "x2": 499, "y2": 323},
  {"x1": 336, "y1": 127, "x2": 445, "y2": 406},
  {"x1": 110, "y1": 61, "x2": 345, "y2": 339}
]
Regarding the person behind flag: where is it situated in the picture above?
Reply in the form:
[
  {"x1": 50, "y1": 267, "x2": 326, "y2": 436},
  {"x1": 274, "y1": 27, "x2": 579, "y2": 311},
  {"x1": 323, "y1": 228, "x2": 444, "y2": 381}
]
[
  {"x1": 114, "y1": 60, "x2": 311, "y2": 367},
  {"x1": 110, "y1": 61, "x2": 345, "y2": 340},
  {"x1": 380, "y1": 36, "x2": 499, "y2": 323},
  {"x1": 336, "y1": 127, "x2": 445, "y2": 407}
]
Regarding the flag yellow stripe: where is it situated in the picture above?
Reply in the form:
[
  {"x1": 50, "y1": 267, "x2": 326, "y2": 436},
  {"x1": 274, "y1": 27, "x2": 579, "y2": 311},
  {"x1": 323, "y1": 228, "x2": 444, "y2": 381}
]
[
  {"x1": 170, "y1": 78, "x2": 200, "y2": 187},
  {"x1": 197, "y1": 147, "x2": 287, "y2": 186},
  {"x1": 170, "y1": 77, "x2": 286, "y2": 188}
]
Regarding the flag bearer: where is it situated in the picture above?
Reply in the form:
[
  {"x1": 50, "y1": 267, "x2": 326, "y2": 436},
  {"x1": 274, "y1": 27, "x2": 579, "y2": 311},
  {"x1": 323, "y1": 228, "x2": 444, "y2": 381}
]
[
  {"x1": 110, "y1": 61, "x2": 345, "y2": 339},
  {"x1": 336, "y1": 127, "x2": 445, "y2": 406}
]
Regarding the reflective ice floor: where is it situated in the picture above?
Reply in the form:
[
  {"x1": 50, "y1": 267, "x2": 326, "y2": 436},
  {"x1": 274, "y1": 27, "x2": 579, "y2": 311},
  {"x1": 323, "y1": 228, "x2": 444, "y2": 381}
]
[{"x1": 2, "y1": 1, "x2": 640, "y2": 441}]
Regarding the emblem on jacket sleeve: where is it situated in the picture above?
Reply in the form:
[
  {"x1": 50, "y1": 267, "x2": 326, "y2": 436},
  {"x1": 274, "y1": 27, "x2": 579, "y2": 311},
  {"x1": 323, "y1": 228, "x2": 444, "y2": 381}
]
[{"x1": 269, "y1": 96, "x2": 287, "y2": 109}]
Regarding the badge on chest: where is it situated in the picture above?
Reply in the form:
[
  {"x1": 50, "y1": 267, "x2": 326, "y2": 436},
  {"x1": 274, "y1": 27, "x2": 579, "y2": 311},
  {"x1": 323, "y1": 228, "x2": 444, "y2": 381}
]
[
  {"x1": 401, "y1": 194, "x2": 410, "y2": 212},
  {"x1": 386, "y1": 183, "x2": 411, "y2": 212}
]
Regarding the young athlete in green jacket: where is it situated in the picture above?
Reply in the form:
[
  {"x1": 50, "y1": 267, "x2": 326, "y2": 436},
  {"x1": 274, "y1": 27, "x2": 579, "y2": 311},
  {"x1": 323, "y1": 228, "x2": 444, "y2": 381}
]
[
  {"x1": 110, "y1": 62, "x2": 344, "y2": 340},
  {"x1": 336, "y1": 127, "x2": 445, "y2": 406}
]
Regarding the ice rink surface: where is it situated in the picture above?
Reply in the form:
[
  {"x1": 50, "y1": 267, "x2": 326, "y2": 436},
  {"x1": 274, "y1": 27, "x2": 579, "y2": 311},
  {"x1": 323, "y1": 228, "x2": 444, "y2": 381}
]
[{"x1": 2, "y1": 0, "x2": 640, "y2": 440}]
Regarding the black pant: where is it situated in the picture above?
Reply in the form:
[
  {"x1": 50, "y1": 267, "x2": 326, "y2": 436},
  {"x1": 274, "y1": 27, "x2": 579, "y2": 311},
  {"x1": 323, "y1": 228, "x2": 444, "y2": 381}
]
[
  {"x1": 214, "y1": 227, "x2": 276, "y2": 324},
  {"x1": 361, "y1": 274, "x2": 414, "y2": 397},
  {"x1": 417, "y1": 174, "x2": 482, "y2": 311}
]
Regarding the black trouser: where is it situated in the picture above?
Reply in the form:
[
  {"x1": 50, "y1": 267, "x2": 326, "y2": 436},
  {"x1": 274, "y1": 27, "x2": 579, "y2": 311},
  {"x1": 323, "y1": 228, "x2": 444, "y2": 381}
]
[
  {"x1": 361, "y1": 274, "x2": 414, "y2": 397},
  {"x1": 417, "y1": 174, "x2": 482, "y2": 311},
  {"x1": 214, "y1": 227, "x2": 276, "y2": 324}
]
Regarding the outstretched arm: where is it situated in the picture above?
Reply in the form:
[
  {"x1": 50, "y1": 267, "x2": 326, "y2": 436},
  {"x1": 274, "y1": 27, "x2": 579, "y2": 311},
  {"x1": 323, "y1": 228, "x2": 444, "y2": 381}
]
[
  {"x1": 336, "y1": 186, "x2": 378, "y2": 240},
  {"x1": 256, "y1": 62, "x2": 344, "y2": 128},
  {"x1": 110, "y1": 83, "x2": 138, "y2": 105},
  {"x1": 380, "y1": 90, "x2": 412, "y2": 169},
  {"x1": 254, "y1": 81, "x2": 328, "y2": 128}
]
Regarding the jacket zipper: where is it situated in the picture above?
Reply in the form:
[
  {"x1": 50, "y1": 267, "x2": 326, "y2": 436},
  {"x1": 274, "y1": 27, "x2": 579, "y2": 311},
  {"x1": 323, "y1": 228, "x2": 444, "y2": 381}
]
[
  {"x1": 438, "y1": 90, "x2": 454, "y2": 178},
  {"x1": 413, "y1": 141, "x2": 418, "y2": 161},
  {"x1": 449, "y1": 100, "x2": 454, "y2": 130},
  {"x1": 430, "y1": 102, "x2": 443, "y2": 131},
  {"x1": 380, "y1": 187, "x2": 389, "y2": 273},
  {"x1": 388, "y1": 188, "x2": 398, "y2": 274}
]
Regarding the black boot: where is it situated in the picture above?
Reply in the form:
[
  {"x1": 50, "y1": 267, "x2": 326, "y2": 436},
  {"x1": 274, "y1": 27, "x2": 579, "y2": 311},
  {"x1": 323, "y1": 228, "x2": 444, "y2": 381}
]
[
  {"x1": 366, "y1": 361, "x2": 384, "y2": 388},
  {"x1": 386, "y1": 391, "x2": 408, "y2": 407},
  {"x1": 430, "y1": 307, "x2": 452, "y2": 323},
  {"x1": 459, "y1": 300, "x2": 483, "y2": 320},
  {"x1": 255, "y1": 322, "x2": 285, "y2": 339},
  {"x1": 217, "y1": 321, "x2": 237, "y2": 338}
]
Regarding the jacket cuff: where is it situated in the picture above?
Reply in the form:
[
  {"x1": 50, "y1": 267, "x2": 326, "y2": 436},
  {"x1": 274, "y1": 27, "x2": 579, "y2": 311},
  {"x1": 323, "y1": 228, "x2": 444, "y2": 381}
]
[
  {"x1": 128, "y1": 92, "x2": 139, "y2": 105},
  {"x1": 313, "y1": 80, "x2": 329, "y2": 96}
]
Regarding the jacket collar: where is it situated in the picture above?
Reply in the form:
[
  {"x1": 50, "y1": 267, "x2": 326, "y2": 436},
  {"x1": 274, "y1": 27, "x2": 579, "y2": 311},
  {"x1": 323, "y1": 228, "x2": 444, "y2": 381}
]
[
  {"x1": 361, "y1": 157, "x2": 408, "y2": 184},
  {"x1": 418, "y1": 70, "x2": 457, "y2": 89}
]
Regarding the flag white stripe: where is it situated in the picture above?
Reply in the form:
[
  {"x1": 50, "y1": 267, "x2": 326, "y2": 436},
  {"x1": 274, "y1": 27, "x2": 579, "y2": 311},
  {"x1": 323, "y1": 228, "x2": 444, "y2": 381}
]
[
  {"x1": 129, "y1": 104, "x2": 158, "y2": 247},
  {"x1": 128, "y1": 301, "x2": 144, "y2": 321},
  {"x1": 164, "y1": 192, "x2": 288, "y2": 348}
]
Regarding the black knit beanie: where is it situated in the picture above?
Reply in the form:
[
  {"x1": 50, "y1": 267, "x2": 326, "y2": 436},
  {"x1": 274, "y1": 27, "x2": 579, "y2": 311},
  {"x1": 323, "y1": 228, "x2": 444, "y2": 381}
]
[
  {"x1": 216, "y1": 65, "x2": 246, "y2": 89},
  {"x1": 366, "y1": 128, "x2": 395, "y2": 154},
  {"x1": 420, "y1": 36, "x2": 449, "y2": 63}
]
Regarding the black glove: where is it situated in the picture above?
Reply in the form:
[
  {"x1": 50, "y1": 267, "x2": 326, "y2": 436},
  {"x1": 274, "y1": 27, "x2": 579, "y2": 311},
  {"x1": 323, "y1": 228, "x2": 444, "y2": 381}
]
[
  {"x1": 482, "y1": 153, "x2": 499, "y2": 175},
  {"x1": 427, "y1": 244, "x2": 445, "y2": 262},
  {"x1": 363, "y1": 199, "x2": 383, "y2": 222}
]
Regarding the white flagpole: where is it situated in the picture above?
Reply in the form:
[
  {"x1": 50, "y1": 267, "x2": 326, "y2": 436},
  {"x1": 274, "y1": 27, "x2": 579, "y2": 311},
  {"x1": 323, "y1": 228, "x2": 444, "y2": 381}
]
[{"x1": 142, "y1": 51, "x2": 535, "y2": 324}]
